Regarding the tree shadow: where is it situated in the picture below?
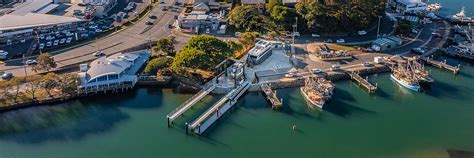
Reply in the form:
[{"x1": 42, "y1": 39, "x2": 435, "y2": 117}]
[{"x1": 0, "y1": 87, "x2": 168, "y2": 144}]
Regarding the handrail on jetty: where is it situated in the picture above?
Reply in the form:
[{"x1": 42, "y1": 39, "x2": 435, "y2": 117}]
[
  {"x1": 347, "y1": 71, "x2": 377, "y2": 93},
  {"x1": 423, "y1": 57, "x2": 460, "y2": 74},
  {"x1": 167, "y1": 82, "x2": 216, "y2": 126},
  {"x1": 260, "y1": 82, "x2": 283, "y2": 110}
]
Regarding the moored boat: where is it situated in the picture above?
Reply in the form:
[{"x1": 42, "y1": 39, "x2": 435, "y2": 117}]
[{"x1": 300, "y1": 77, "x2": 335, "y2": 109}]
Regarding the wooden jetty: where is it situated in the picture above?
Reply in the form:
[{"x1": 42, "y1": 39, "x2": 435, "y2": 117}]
[
  {"x1": 422, "y1": 57, "x2": 460, "y2": 74},
  {"x1": 347, "y1": 71, "x2": 377, "y2": 93},
  {"x1": 260, "y1": 82, "x2": 283, "y2": 110}
]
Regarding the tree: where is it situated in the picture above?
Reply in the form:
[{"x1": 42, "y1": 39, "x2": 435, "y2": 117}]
[
  {"x1": 42, "y1": 73, "x2": 59, "y2": 98},
  {"x1": 265, "y1": 0, "x2": 282, "y2": 13},
  {"x1": 296, "y1": 0, "x2": 386, "y2": 33},
  {"x1": 395, "y1": 19, "x2": 413, "y2": 36},
  {"x1": 24, "y1": 75, "x2": 42, "y2": 100},
  {"x1": 172, "y1": 35, "x2": 233, "y2": 71},
  {"x1": 155, "y1": 36, "x2": 176, "y2": 56},
  {"x1": 32, "y1": 53, "x2": 57, "y2": 72},
  {"x1": 8, "y1": 77, "x2": 24, "y2": 103},
  {"x1": 238, "y1": 32, "x2": 260, "y2": 48},
  {"x1": 228, "y1": 5, "x2": 274, "y2": 32},
  {"x1": 144, "y1": 57, "x2": 173, "y2": 75},
  {"x1": 56, "y1": 74, "x2": 79, "y2": 97}
]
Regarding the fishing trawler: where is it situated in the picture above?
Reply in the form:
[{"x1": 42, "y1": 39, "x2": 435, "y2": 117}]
[
  {"x1": 412, "y1": 58, "x2": 434, "y2": 87},
  {"x1": 390, "y1": 60, "x2": 422, "y2": 91},
  {"x1": 300, "y1": 77, "x2": 335, "y2": 109},
  {"x1": 448, "y1": 7, "x2": 473, "y2": 24}
]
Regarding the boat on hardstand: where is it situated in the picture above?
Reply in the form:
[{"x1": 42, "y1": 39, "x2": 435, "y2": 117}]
[{"x1": 300, "y1": 77, "x2": 335, "y2": 109}]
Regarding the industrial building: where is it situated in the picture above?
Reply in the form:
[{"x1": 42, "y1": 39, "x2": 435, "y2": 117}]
[{"x1": 371, "y1": 36, "x2": 402, "y2": 51}]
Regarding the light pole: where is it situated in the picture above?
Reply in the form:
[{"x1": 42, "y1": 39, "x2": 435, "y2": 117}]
[{"x1": 377, "y1": 16, "x2": 382, "y2": 38}]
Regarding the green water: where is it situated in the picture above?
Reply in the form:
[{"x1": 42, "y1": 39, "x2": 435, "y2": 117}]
[{"x1": 0, "y1": 56, "x2": 473, "y2": 158}]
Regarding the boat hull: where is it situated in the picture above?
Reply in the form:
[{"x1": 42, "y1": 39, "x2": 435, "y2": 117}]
[
  {"x1": 390, "y1": 74, "x2": 420, "y2": 91},
  {"x1": 300, "y1": 87, "x2": 325, "y2": 109}
]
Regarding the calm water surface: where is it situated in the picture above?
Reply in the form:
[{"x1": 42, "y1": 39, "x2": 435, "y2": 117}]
[{"x1": 0, "y1": 2, "x2": 474, "y2": 158}]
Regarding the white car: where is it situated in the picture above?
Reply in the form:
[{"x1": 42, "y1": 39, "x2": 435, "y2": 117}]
[
  {"x1": 81, "y1": 34, "x2": 89, "y2": 38},
  {"x1": 53, "y1": 40, "x2": 59, "y2": 46},
  {"x1": 336, "y1": 39, "x2": 345, "y2": 43},
  {"x1": 205, "y1": 28, "x2": 210, "y2": 34},
  {"x1": 358, "y1": 30, "x2": 367, "y2": 35},
  {"x1": 46, "y1": 41, "x2": 52, "y2": 47},
  {"x1": 77, "y1": 27, "x2": 86, "y2": 31},
  {"x1": 66, "y1": 37, "x2": 73, "y2": 43},
  {"x1": 20, "y1": 38, "x2": 26, "y2": 43},
  {"x1": 331, "y1": 65, "x2": 341, "y2": 71},
  {"x1": 95, "y1": 29, "x2": 103, "y2": 33},
  {"x1": 285, "y1": 72, "x2": 296, "y2": 78},
  {"x1": 39, "y1": 43, "x2": 45, "y2": 49},
  {"x1": 46, "y1": 36, "x2": 53, "y2": 40},
  {"x1": 311, "y1": 34, "x2": 321, "y2": 38},
  {"x1": 312, "y1": 69, "x2": 323, "y2": 74},
  {"x1": 60, "y1": 38, "x2": 66, "y2": 44},
  {"x1": 40, "y1": 34, "x2": 45, "y2": 39},
  {"x1": 25, "y1": 60, "x2": 37, "y2": 65}
]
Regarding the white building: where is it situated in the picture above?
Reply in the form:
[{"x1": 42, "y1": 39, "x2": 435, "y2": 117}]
[
  {"x1": 247, "y1": 40, "x2": 274, "y2": 65},
  {"x1": 395, "y1": 0, "x2": 427, "y2": 14},
  {"x1": 77, "y1": 50, "x2": 151, "y2": 94}
]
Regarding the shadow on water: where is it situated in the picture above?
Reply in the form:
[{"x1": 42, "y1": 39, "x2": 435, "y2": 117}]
[
  {"x1": 0, "y1": 87, "x2": 166, "y2": 144},
  {"x1": 324, "y1": 88, "x2": 376, "y2": 118},
  {"x1": 424, "y1": 80, "x2": 463, "y2": 99}
]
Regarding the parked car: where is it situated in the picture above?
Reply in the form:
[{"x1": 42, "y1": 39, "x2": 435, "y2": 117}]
[
  {"x1": 46, "y1": 41, "x2": 52, "y2": 47},
  {"x1": 40, "y1": 34, "x2": 45, "y2": 39},
  {"x1": 411, "y1": 47, "x2": 425, "y2": 54},
  {"x1": 25, "y1": 59, "x2": 37, "y2": 65},
  {"x1": 77, "y1": 27, "x2": 86, "y2": 31},
  {"x1": 312, "y1": 69, "x2": 323, "y2": 74},
  {"x1": 20, "y1": 38, "x2": 26, "y2": 43},
  {"x1": 7, "y1": 40, "x2": 12, "y2": 45},
  {"x1": 93, "y1": 51, "x2": 105, "y2": 57},
  {"x1": 53, "y1": 40, "x2": 59, "y2": 46},
  {"x1": 146, "y1": 20, "x2": 154, "y2": 25},
  {"x1": 285, "y1": 72, "x2": 297, "y2": 78},
  {"x1": 95, "y1": 29, "x2": 103, "y2": 33},
  {"x1": 60, "y1": 38, "x2": 66, "y2": 44},
  {"x1": 66, "y1": 37, "x2": 73, "y2": 44},
  {"x1": 362, "y1": 62, "x2": 371, "y2": 67},
  {"x1": 311, "y1": 34, "x2": 321, "y2": 38},
  {"x1": 148, "y1": 14, "x2": 156, "y2": 19},
  {"x1": 0, "y1": 72, "x2": 13, "y2": 80},
  {"x1": 206, "y1": 28, "x2": 210, "y2": 34},
  {"x1": 331, "y1": 65, "x2": 341, "y2": 71},
  {"x1": 358, "y1": 30, "x2": 367, "y2": 35},
  {"x1": 39, "y1": 43, "x2": 45, "y2": 49},
  {"x1": 336, "y1": 39, "x2": 345, "y2": 43},
  {"x1": 324, "y1": 39, "x2": 333, "y2": 43},
  {"x1": 81, "y1": 33, "x2": 89, "y2": 38}
]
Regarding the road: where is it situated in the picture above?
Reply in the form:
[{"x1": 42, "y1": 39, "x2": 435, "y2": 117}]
[
  {"x1": 386, "y1": 21, "x2": 445, "y2": 55},
  {"x1": 0, "y1": 0, "x2": 189, "y2": 77}
]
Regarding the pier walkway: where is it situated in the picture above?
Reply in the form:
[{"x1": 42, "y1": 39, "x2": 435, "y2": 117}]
[
  {"x1": 347, "y1": 71, "x2": 377, "y2": 93},
  {"x1": 188, "y1": 82, "x2": 250, "y2": 135},
  {"x1": 167, "y1": 84, "x2": 216, "y2": 125},
  {"x1": 260, "y1": 83, "x2": 283, "y2": 110},
  {"x1": 422, "y1": 57, "x2": 460, "y2": 74}
]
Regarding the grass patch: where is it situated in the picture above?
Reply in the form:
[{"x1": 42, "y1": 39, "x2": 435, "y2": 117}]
[{"x1": 326, "y1": 44, "x2": 356, "y2": 51}]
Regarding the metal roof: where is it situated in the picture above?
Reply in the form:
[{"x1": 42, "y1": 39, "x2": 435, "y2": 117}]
[
  {"x1": 36, "y1": 3, "x2": 59, "y2": 14},
  {"x1": 0, "y1": 13, "x2": 84, "y2": 31},
  {"x1": 10, "y1": 0, "x2": 52, "y2": 15}
]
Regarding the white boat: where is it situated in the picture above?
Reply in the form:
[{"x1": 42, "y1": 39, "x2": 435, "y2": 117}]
[
  {"x1": 391, "y1": 74, "x2": 420, "y2": 91},
  {"x1": 449, "y1": 7, "x2": 473, "y2": 23}
]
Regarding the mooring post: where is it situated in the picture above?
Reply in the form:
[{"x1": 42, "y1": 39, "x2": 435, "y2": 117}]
[
  {"x1": 167, "y1": 115, "x2": 170, "y2": 128},
  {"x1": 185, "y1": 122, "x2": 188, "y2": 135},
  {"x1": 198, "y1": 124, "x2": 201, "y2": 134}
]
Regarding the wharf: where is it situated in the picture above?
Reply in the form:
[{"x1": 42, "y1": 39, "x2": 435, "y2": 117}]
[
  {"x1": 347, "y1": 71, "x2": 377, "y2": 93},
  {"x1": 167, "y1": 84, "x2": 216, "y2": 126},
  {"x1": 260, "y1": 82, "x2": 283, "y2": 110},
  {"x1": 422, "y1": 57, "x2": 460, "y2": 74},
  {"x1": 187, "y1": 82, "x2": 250, "y2": 135}
]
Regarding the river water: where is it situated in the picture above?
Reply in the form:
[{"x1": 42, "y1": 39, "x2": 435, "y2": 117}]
[{"x1": 1, "y1": 2, "x2": 474, "y2": 158}]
